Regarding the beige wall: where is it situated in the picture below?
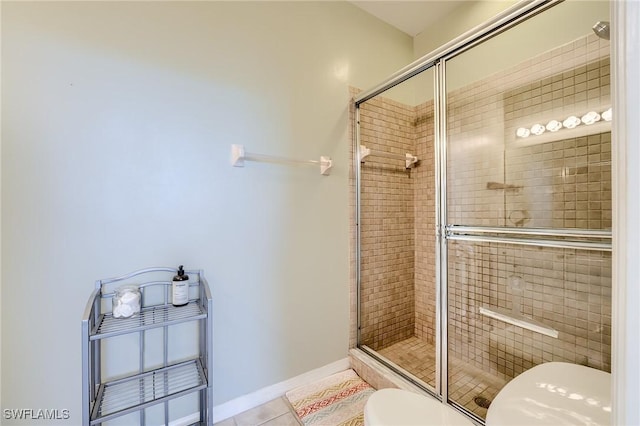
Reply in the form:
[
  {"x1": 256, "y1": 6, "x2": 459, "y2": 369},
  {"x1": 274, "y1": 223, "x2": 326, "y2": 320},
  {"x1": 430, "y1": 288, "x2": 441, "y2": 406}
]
[
  {"x1": 413, "y1": 0, "x2": 518, "y2": 59},
  {"x1": 1, "y1": 1, "x2": 413, "y2": 422}
]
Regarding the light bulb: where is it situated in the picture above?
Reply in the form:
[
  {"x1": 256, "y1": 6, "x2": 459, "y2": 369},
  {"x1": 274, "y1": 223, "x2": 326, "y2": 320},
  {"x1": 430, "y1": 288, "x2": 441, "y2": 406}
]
[
  {"x1": 530, "y1": 124, "x2": 546, "y2": 136},
  {"x1": 563, "y1": 116, "x2": 581, "y2": 129},
  {"x1": 546, "y1": 120, "x2": 562, "y2": 132},
  {"x1": 581, "y1": 111, "x2": 601, "y2": 125},
  {"x1": 516, "y1": 127, "x2": 530, "y2": 138},
  {"x1": 602, "y1": 108, "x2": 612, "y2": 122}
]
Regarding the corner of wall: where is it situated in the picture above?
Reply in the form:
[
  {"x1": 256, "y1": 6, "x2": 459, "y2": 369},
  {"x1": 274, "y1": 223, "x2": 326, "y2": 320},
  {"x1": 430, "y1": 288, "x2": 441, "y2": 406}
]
[
  {"x1": 612, "y1": 1, "x2": 640, "y2": 424},
  {"x1": 0, "y1": 1, "x2": 4, "y2": 421}
]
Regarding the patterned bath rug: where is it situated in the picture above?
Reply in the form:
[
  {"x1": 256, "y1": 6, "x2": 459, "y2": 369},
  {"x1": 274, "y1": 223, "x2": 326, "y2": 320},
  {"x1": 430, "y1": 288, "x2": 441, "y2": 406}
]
[{"x1": 285, "y1": 369, "x2": 375, "y2": 426}]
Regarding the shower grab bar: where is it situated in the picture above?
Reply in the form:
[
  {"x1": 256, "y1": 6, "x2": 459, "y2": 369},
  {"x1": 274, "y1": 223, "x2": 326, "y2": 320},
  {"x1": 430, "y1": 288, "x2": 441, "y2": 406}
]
[
  {"x1": 447, "y1": 225, "x2": 612, "y2": 239},
  {"x1": 231, "y1": 144, "x2": 332, "y2": 175},
  {"x1": 360, "y1": 145, "x2": 418, "y2": 169},
  {"x1": 446, "y1": 234, "x2": 611, "y2": 251},
  {"x1": 479, "y1": 306, "x2": 559, "y2": 338}
]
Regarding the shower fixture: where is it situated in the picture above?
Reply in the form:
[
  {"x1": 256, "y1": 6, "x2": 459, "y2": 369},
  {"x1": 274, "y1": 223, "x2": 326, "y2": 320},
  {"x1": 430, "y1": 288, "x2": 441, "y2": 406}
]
[{"x1": 592, "y1": 21, "x2": 610, "y2": 40}]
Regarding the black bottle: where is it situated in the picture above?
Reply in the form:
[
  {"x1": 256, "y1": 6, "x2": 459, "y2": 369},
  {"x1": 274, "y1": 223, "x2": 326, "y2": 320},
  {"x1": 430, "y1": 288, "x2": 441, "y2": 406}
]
[{"x1": 172, "y1": 265, "x2": 189, "y2": 307}]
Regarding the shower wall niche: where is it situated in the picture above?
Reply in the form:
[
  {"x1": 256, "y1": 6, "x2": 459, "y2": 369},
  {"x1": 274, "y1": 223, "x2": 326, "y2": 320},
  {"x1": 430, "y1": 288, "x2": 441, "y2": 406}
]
[{"x1": 353, "y1": 1, "x2": 611, "y2": 421}]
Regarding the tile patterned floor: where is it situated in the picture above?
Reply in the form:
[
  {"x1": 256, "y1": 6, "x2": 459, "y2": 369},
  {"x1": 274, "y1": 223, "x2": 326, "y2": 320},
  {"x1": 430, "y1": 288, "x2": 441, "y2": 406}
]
[
  {"x1": 214, "y1": 397, "x2": 303, "y2": 426},
  {"x1": 377, "y1": 336, "x2": 508, "y2": 419},
  {"x1": 215, "y1": 337, "x2": 508, "y2": 425},
  {"x1": 378, "y1": 336, "x2": 437, "y2": 387}
]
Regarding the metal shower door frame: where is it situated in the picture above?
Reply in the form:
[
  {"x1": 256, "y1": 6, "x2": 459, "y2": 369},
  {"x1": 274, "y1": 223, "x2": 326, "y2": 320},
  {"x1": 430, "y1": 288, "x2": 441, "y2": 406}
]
[{"x1": 352, "y1": 0, "x2": 611, "y2": 420}]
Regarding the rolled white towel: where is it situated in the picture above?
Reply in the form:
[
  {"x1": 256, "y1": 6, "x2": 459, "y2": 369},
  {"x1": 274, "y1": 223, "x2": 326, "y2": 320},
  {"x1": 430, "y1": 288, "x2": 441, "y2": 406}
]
[{"x1": 112, "y1": 286, "x2": 141, "y2": 318}]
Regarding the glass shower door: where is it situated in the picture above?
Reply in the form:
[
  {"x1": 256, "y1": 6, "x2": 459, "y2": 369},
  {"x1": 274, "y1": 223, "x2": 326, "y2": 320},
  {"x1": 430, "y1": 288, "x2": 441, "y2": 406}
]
[
  {"x1": 442, "y1": 0, "x2": 611, "y2": 420},
  {"x1": 356, "y1": 68, "x2": 439, "y2": 391}
]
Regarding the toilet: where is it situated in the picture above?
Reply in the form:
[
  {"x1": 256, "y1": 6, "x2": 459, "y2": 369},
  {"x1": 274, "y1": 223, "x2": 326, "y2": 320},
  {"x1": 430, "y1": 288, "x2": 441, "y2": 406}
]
[
  {"x1": 364, "y1": 362, "x2": 611, "y2": 426},
  {"x1": 364, "y1": 387, "x2": 474, "y2": 426},
  {"x1": 486, "y1": 362, "x2": 611, "y2": 426}
]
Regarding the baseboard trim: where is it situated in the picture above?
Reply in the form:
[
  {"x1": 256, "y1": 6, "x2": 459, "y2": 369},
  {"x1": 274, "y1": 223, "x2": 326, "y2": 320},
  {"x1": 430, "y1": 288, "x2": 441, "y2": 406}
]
[
  {"x1": 212, "y1": 357, "x2": 350, "y2": 423},
  {"x1": 169, "y1": 412, "x2": 201, "y2": 426}
]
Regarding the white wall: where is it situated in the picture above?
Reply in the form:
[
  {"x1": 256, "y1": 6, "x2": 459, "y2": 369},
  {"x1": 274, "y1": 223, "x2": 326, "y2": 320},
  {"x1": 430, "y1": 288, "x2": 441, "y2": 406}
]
[
  {"x1": 0, "y1": 1, "x2": 412, "y2": 423},
  {"x1": 612, "y1": 2, "x2": 640, "y2": 424},
  {"x1": 0, "y1": 0, "x2": 3, "y2": 415}
]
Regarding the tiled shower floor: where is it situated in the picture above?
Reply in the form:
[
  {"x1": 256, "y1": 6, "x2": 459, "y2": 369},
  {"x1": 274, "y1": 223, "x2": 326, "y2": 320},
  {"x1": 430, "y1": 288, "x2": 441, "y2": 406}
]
[{"x1": 377, "y1": 336, "x2": 508, "y2": 419}]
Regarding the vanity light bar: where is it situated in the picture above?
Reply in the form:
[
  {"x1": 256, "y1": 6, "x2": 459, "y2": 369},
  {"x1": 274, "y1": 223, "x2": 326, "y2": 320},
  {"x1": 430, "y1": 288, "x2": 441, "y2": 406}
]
[{"x1": 516, "y1": 107, "x2": 612, "y2": 139}]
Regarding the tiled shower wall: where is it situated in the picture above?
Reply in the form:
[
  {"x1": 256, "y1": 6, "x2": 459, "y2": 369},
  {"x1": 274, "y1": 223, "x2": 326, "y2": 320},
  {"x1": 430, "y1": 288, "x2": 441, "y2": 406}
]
[
  {"x1": 354, "y1": 92, "x2": 437, "y2": 351},
  {"x1": 413, "y1": 103, "x2": 437, "y2": 344},
  {"x1": 353, "y1": 32, "x2": 611, "y2": 381},
  {"x1": 446, "y1": 32, "x2": 611, "y2": 379},
  {"x1": 503, "y1": 59, "x2": 611, "y2": 230},
  {"x1": 357, "y1": 95, "x2": 417, "y2": 350},
  {"x1": 448, "y1": 243, "x2": 611, "y2": 379}
]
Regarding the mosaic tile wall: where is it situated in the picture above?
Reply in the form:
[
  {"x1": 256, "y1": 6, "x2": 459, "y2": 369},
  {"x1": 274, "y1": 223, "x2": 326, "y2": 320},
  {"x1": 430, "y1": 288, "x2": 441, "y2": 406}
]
[
  {"x1": 413, "y1": 102, "x2": 437, "y2": 343},
  {"x1": 354, "y1": 95, "x2": 437, "y2": 350},
  {"x1": 448, "y1": 243, "x2": 611, "y2": 379},
  {"x1": 504, "y1": 131, "x2": 611, "y2": 229},
  {"x1": 503, "y1": 58, "x2": 611, "y2": 230},
  {"x1": 445, "y1": 33, "x2": 612, "y2": 381},
  {"x1": 447, "y1": 34, "x2": 611, "y2": 229},
  {"x1": 357, "y1": 95, "x2": 417, "y2": 350}
]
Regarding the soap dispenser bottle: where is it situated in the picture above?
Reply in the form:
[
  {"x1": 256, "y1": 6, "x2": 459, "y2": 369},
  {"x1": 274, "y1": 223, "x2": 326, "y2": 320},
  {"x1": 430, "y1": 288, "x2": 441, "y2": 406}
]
[{"x1": 172, "y1": 265, "x2": 189, "y2": 307}]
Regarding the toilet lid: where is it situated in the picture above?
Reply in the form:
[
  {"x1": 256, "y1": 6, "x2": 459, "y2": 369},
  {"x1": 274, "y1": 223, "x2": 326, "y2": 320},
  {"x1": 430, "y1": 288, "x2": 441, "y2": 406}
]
[
  {"x1": 365, "y1": 388, "x2": 474, "y2": 426},
  {"x1": 486, "y1": 362, "x2": 611, "y2": 426}
]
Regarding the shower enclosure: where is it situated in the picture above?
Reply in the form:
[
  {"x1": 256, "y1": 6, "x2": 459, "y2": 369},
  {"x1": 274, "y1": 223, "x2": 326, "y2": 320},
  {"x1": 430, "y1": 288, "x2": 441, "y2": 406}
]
[{"x1": 353, "y1": 0, "x2": 611, "y2": 422}]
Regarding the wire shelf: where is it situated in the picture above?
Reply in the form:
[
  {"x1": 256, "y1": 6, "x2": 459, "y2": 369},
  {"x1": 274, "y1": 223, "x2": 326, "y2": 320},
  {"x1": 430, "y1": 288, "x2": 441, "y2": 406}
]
[
  {"x1": 91, "y1": 301, "x2": 205, "y2": 340},
  {"x1": 91, "y1": 359, "x2": 207, "y2": 424},
  {"x1": 82, "y1": 268, "x2": 213, "y2": 425}
]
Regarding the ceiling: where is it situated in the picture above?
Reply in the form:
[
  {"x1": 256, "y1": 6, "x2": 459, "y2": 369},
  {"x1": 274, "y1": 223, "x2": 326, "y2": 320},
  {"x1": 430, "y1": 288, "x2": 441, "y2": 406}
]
[{"x1": 349, "y1": 1, "x2": 463, "y2": 37}]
